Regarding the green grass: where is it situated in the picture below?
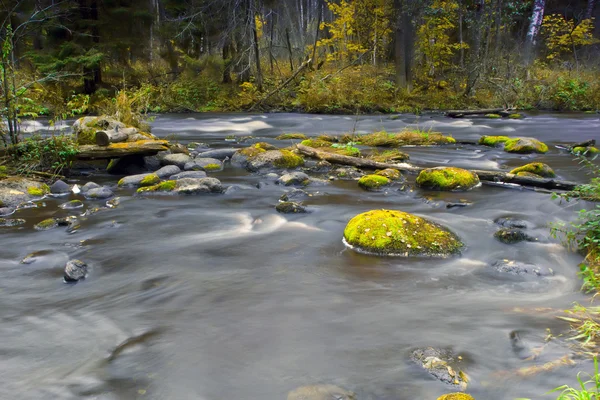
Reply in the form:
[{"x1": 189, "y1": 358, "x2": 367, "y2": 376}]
[{"x1": 549, "y1": 357, "x2": 600, "y2": 399}]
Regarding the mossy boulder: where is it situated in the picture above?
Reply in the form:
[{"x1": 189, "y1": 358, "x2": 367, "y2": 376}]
[
  {"x1": 247, "y1": 150, "x2": 304, "y2": 171},
  {"x1": 137, "y1": 180, "x2": 177, "y2": 194},
  {"x1": 118, "y1": 173, "x2": 160, "y2": 187},
  {"x1": 369, "y1": 149, "x2": 410, "y2": 162},
  {"x1": 138, "y1": 178, "x2": 222, "y2": 195},
  {"x1": 478, "y1": 136, "x2": 510, "y2": 147},
  {"x1": 34, "y1": 218, "x2": 59, "y2": 231},
  {"x1": 300, "y1": 139, "x2": 334, "y2": 148},
  {"x1": 192, "y1": 157, "x2": 224, "y2": 171},
  {"x1": 276, "y1": 133, "x2": 308, "y2": 140},
  {"x1": 73, "y1": 116, "x2": 156, "y2": 145},
  {"x1": 437, "y1": 394, "x2": 475, "y2": 400},
  {"x1": 411, "y1": 347, "x2": 468, "y2": 390},
  {"x1": 360, "y1": 130, "x2": 455, "y2": 147},
  {"x1": 508, "y1": 113, "x2": 523, "y2": 119},
  {"x1": 416, "y1": 167, "x2": 480, "y2": 191},
  {"x1": 485, "y1": 113, "x2": 501, "y2": 119},
  {"x1": 494, "y1": 228, "x2": 536, "y2": 244},
  {"x1": 573, "y1": 146, "x2": 599, "y2": 156},
  {"x1": 0, "y1": 177, "x2": 47, "y2": 207},
  {"x1": 358, "y1": 175, "x2": 391, "y2": 191},
  {"x1": 504, "y1": 138, "x2": 548, "y2": 154},
  {"x1": 343, "y1": 210, "x2": 464, "y2": 256},
  {"x1": 27, "y1": 186, "x2": 47, "y2": 197},
  {"x1": 253, "y1": 142, "x2": 277, "y2": 151},
  {"x1": 516, "y1": 171, "x2": 542, "y2": 178},
  {"x1": 375, "y1": 169, "x2": 403, "y2": 181},
  {"x1": 276, "y1": 201, "x2": 307, "y2": 214},
  {"x1": 509, "y1": 162, "x2": 555, "y2": 178}
]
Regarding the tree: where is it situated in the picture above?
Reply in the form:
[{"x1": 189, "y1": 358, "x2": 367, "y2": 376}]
[{"x1": 524, "y1": 0, "x2": 546, "y2": 64}]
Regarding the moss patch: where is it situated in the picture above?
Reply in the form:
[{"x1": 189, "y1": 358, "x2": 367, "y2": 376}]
[
  {"x1": 416, "y1": 167, "x2": 480, "y2": 191},
  {"x1": 509, "y1": 162, "x2": 555, "y2": 178},
  {"x1": 203, "y1": 163, "x2": 222, "y2": 171},
  {"x1": 508, "y1": 113, "x2": 523, "y2": 119},
  {"x1": 358, "y1": 175, "x2": 390, "y2": 190},
  {"x1": 343, "y1": 209, "x2": 464, "y2": 256},
  {"x1": 573, "y1": 146, "x2": 599, "y2": 156},
  {"x1": 273, "y1": 150, "x2": 304, "y2": 168},
  {"x1": 137, "y1": 180, "x2": 177, "y2": 193},
  {"x1": 369, "y1": 149, "x2": 410, "y2": 162},
  {"x1": 27, "y1": 187, "x2": 45, "y2": 197},
  {"x1": 300, "y1": 139, "x2": 333, "y2": 148},
  {"x1": 276, "y1": 133, "x2": 308, "y2": 140},
  {"x1": 34, "y1": 218, "x2": 58, "y2": 231},
  {"x1": 375, "y1": 169, "x2": 402, "y2": 180},
  {"x1": 239, "y1": 146, "x2": 266, "y2": 158},
  {"x1": 360, "y1": 130, "x2": 455, "y2": 147},
  {"x1": 437, "y1": 394, "x2": 475, "y2": 400},
  {"x1": 108, "y1": 140, "x2": 168, "y2": 149},
  {"x1": 504, "y1": 138, "x2": 548, "y2": 154},
  {"x1": 516, "y1": 171, "x2": 542, "y2": 178},
  {"x1": 254, "y1": 142, "x2": 277, "y2": 151},
  {"x1": 0, "y1": 166, "x2": 8, "y2": 179},
  {"x1": 140, "y1": 174, "x2": 160, "y2": 186},
  {"x1": 478, "y1": 136, "x2": 510, "y2": 147},
  {"x1": 485, "y1": 114, "x2": 501, "y2": 119}
]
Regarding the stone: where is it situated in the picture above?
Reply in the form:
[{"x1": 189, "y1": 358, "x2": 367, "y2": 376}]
[
  {"x1": 276, "y1": 202, "x2": 307, "y2": 214},
  {"x1": 0, "y1": 218, "x2": 26, "y2": 227},
  {"x1": 509, "y1": 163, "x2": 555, "y2": 178},
  {"x1": 504, "y1": 137, "x2": 548, "y2": 154},
  {"x1": 280, "y1": 189, "x2": 310, "y2": 202},
  {"x1": 143, "y1": 155, "x2": 161, "y2": 171},
  {"x1": 174, "y1": 177, "x2": 223, "y2": 195},
  {"x1": 334, "y1": 167, "x2": 364, "y2": 180},
  {"x1": 59, "y1": 200, "x2": 84, "y2": 210},
  {"x1": 193, "y1": 158, "x2": 224, "y2": 171},
  {"x1": 410, "y1": 347, "x2": 467, "y2": 390},
  {"x1": 50, "y1": 180, "x2": 71, "y2": 194},
  {"x1": 118, "y1": 173, "x2": 160, "y2": 187},
  {"x1": 0, "y1": 177, "x2": 48, "y2": 207},
  {"x1": 494, "y1": 217, "x2": 528, "y2": 229},
  {"x1": 194, "y1": 148, "x2": 237, "y2": 160},
  {"x1": 276, "y1": 133, "x2": 308, "y2": 140},
  {"x1": 85, "y1": 187, "x2": 114, "y2": 200},
  {"x1": 358, "y1": 175, "x2": 391, "y2": 190},
  {"x1": 170, "y1": 171, "x2": 207, "y2": 180},
  {"x1": 0, "y1": 207, "x2": 14, "y2": 217},
  {"x1": 416, "y1": 167, "x2": 480, "y2": 191},
  {"x1": 479, "y1": 136, "x2": 510, "y2": 147},
  {"x1": 160, "y1": 153, "x2": 193, "y2": 168},
  {"x1": 64, "y1": 259, "x2": 88, "y2": 282},
  {"x1": 81, "y1": 182, "x2": 100, "y2": 193},
  {"x1": 169, "y1": 143, "x2": 189, "y2": 154},
  {"x1": 34, "y1": 218, "x2": 59, "y2": 231},
  {"x1": 224, "y1": 185, "x2": 256, "y2": 194},
  {"x1": 490, "y1": 260, "x2": 554, "y2": 277},
  {"x1": 247, "y1": 150, "x2": 304, "y2": 172},
  {"x1": 375, "y1": 168, "x2": 404, "y2": 181},
  {"x1": 155, "y1": 165, "x2": 181, "y2": 179},
  {"x1": 343, "y1": 210, "x2": 464, "y2": 257},
  {"x1": 277, "y1": 172, "x2": 310, "y2": 186},
  {"x1": 494, "y1": 228, "x2": 536, "y2": 244},
  {"x1": 287, "y1": 385, "x2": 355, "y2": 400}
]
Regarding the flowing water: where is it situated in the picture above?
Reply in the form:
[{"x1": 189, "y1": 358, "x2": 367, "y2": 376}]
[{"x1": 2, "y1": 113, "x2": 600, "y2": 400}]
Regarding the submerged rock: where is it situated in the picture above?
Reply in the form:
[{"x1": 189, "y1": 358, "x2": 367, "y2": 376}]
[
  {"x1": 34, "y1": 218, "x2": 59, "y2": 231},
  {"x1": 223, "y1": 184, "x2": 256, "y2": 195},
  {"x1": 504, "y1": 138, "x2": 548, "y2": 154},
  {"x1": 192, "y1": 157, "x2": 224, "y2": 171},
  {"x1": 277, "y1": 172, "x2": 310, "y2": 186},
  {"x1": 81, "y1": 182, "x2": 100, "y2": 193},
  {"x1": 64, "y1": 259, "x2": 88, "y2": 282},
  {"x1": 410, "y1": 347, "x2": 468, "y2": 390},
  {"x1": 50, "y1": 180, "x2": 71, "y2": 195},
  {"x1": 59, "y1": 200, "x2": 84, "y2": 210},
  {"x1": 416, "y1": 167, "x2": 480, "y2": 191},
  {"x1": 287, "y1": 385, "x2": 355, "y2": 400},
  {"x1": 494, "y1": 228, "x2": 536, "y2": 244},
  {"x1": 509, "y1": 162, "x2": 555, "y2": 178},
  {"x1": 247, "y1": 149, "x2": 304, "y2": 171},
  {"x1": 494, "y1": 217, "x2": 528, "y2": 229},
  {"x1": 280, "y1": 189, "x2": 310, "y2": 202},
  {"x1": 490, "y1": 260, "x2": 554, "y2": 277},
  {"x1": 343, "y1": 210, "x2": 464, "y2": 256},
  {"x1": 154, "y1": 165, "x2": 181, "y2": 179},
  {"x1": 170, "y1": 171, "x2": 207, "y2": 180},
  {"x1": 118, "y1": 173, "x2": 160, "y2": 187},
  {"x1": 85, "y1": 187, "x2": 114, "y2": 200},
  {"x1": 358, "y1": 174, "x2": 390, "y2": 191},
  {"x1": 160, "y1": 153, "x2": 193, "y2": 168},
  {"x1": 195, "y1": 148, "x2": 237, "y2": 160},
  {"x1": 334, "y1": 167, "x2": 364, "y2": 180},
  {"x1": 276, "y1": 202, "x2": 307, "y2": 214},
  {"x1": 0, "y1": 218, "x2": 26, "y2": 227}
]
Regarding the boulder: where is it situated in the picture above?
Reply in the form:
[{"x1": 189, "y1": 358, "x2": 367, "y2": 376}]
[
  {"x1": 50, "y1": 180, "x2": 71, "y2": 195},
  {"x1": 276, "y1": 133, "x2": 308, "y2": 140},
  {"x1": 375, "y1": 168, "x2": 404, "y2": 181},
  {"x1": 247, "y1": 150, "x2": 304, "y2": 172},
  {"x1": 490, "y1": 260, "x2": 554, "y2": 277},
  {"x1": 160, "y1": 153, "x2": 193, "y2": 168},
  {"x1": 169, "y1": 143, "x2": 189, "y2": 155},
  {"x1": 410, "y1": 347, "x2": 467, "y2": 390},
  {"x1": 358, "y1": 174, "x2": 390, "y2": 191},
  {"x1": 34, "y1": 218, "x2": 59, "y2": 231},
  {"x1": 81, "y1": 182, "x2": 100, "y2": 193},
  {"x1": 504, "y1": 138, "x2": 548, "y2": 154},
  {"x1": 416, "y1": 167, "x2": 480, "y2": 191},
  {"x1": 287, "y1": 385, "x2": 355, "y2": 400},
  {"x1": 494, "y1": 217, "x2": 528, "y2": 229},
  {"x1": 143, "y1": 155, "x2": 161, "y2": 171},
  {"x1": 509, "y1": 163, "x2": 555, "y2": 178},
  {"x1": 494, "y1": 228, "x2": 536, "y2": 244},
  {"x1": 0, "y1": 177, "x2": 48, "y2": 208},
  {"x1": 155, "y1": 165, "x2": 181, "y2": 179},
  {"x1": 478, "y1": 136, "x2": 510, "y2": 147},
  {"x1": 194, "y1": 148, "x2": 237, "y2": 160},
  {"x1": 193, "y1": 158, "x2": 224, "y2": 171},
  {"x1": 64, "y1": 259, "x2": 88, "y2": 282},
  {"x1": 334, "y1": 167, "x2": 364, "y2": 180},
  {"x1": 276, "y1": 202, "x2": 307, "y2": 214},
  {"x1": 223, "y1": 184, "x2": 256, "y2": 195},
  {"x1": 137, "y1": 177, "x2": 223, "y2": 195},
  {"x1": 343, "y1": 210, "x2": 464, "y2": 256},
  {"x1": 59, "y1": 200, "x2": 84, "y2": 210},
  {"x1": 230, "y1": 147, "x2": 266, "y2": 168},
  {"x1": 170, "y1": 171, "x2": 207, "y2": 180},
  {"x1": 118, "y1": 173, "x2": 160, "y2": 187},
  {"x1": 85, "y1": 187, "x2": 114, "y2": 200},
  {"x1": 0, "y1": 218, "x2": 26, "y2": 227},
  {"x1": 277, "y1": 172, "x2": 310, "y2": 186},
  {"x1": 280, "y1": 189, "x2": 310, "y2": 202}
]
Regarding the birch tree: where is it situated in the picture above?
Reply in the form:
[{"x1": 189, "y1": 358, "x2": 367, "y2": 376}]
[{"x1": 524, "y1": 0, "x2": 546, "y2": 64}]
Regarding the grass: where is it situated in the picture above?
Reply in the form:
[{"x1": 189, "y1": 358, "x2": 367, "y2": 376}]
[
  {"x1": 549, "y1": 357, "x2": 600, "y2": 399},
  {"x1": 358, "y1": 129, "x2": 455, "y2": 147}
]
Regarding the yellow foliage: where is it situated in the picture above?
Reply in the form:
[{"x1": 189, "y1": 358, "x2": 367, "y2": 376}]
[{"x1": 542, "y1": 15, "x2": 599, "y2": 61}]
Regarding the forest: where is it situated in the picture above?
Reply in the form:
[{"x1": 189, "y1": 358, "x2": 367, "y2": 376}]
[{"x1": 0, "y1": 0, "x2": 599, "y2": 142}]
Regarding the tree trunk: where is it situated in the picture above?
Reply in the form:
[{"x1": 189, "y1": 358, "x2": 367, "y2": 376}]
[
  {"x1": 95, "y1": 129, "x2": 130, "y2": 146},
  {"x1": 586, "y1": 0, "x2": 596, "y2": 19},
  {"x1": 394, "y1": 0, "x2": 412, "y2": 90},
  {"x1": 524, "y1": 0, "x2": 546, "y2": 65},
  {"x1": 286, "y1": 27, "x2": 294, "y2": 72},
  {"x1": 249, "y1": 0, "x2": 263, "y2": 92}
]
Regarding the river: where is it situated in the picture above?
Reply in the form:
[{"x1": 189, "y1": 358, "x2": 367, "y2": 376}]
[{"x1": 1, "y1": 112, "x2": 599, "y2": 399}]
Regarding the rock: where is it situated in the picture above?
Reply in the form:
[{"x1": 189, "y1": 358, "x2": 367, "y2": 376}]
[
  {"x1": 276, "y1": 133, "x2": 308, "y2": 140},
  {"x1": 118, "y1": 173, "x2": 160, "y2": 187},
  {"x1": 174, "y1": 177, "x2": 223, "y2": 195},
  {"x1": 276, "y1": 202, "x2": 307, "y2": 214},
  {"x1": 85, "y1": 187, "x2": 114, "y2": 200},
  {"x1": 446, "y1": 201, "x2": 472, "y2": 209},
  {"x1": 106, "y1": 197, "x2": 120, "y2": 208},
  {"x1": 277, "y1": 172, "x2": 310, "y2": 186},
  {"x1": 494, "y1": 228, "x2": 536, "y2": 244},
  {"x1": 21, "y1": 250, "x2": 56, "y2": 264},
  {"x1": 573, "y1": 146, "x2": 599, "y2": 156},
  {"x1": 485, "y1": 113, "x2": 501, "y2": 119},
  {"x1": 375, "y1": 168, "x2": 404, "y2": 181},
  {"x1": 437, "y1": 394, "x2": 475, "y2": 400},
  {"x1": 494, "y1": 217, "x2": 528, "y2": 229},
  {"x1": 50, "y1": 180, "x2": 70, "y2": 194},
  {"x1": 516, "y1": 171, "x2": 542, "y2": 178},
  {"x1": 81, "y1": 182, "x2": 100, "y2": 193},
  {"x1": 253, "y1": 142, "x2": 277, "y2": 150},
  {"x1": 64, "y1": 259, "x2": 88, "y2": 282},
  {"x1": 287, "y1": 385, "x2": 355, "y2": 400},
  {"x1": 224, "y1": 184, "x2": 256, "y2": 194},
  {"x1": 479, "y1": 136, "x2": 510, "y2": 147},
  {"x1": 416, "y1": 167, "x2": 480, "y2": 191},
  {"x1": 265, "y1": 173, "x2": 280, "y2": 180},
  {"x1": 155, "y1": 165, "x2": 181, "y2": 179},
  {"x1": 0, "y1": 218, "x2": 26, "y2": 227},
  {"x1": 34, "y1": 218, "x2": 59, "y2": 231},
  {"x1": 410, "y1": 347, "x2": 467, "y2": 390},
  {"x1": 193, "y1": 158, "x2": 224, "y2": 171},
  {"x1": 169, "y1": 143, "x2": 189, "y2": 154},
  {"x1": 508, "y1": 113, "x2": 523, "y2": 119},
  {"x1": 247, "y1": 150, "x2": 304, "y2": 172},
  {"x1": 504, "y1": 137, "x2": 548, "y2": 154},
  {"x1": 0, "y1": 177, "x2": 47, "y2": 207},
  {"x1": 170, "y1": 171, "x2": 207, "y2": 180},
  {"x1": 230, "y1": 147, "x2": 265, "y2": 168},
  {"x1": 0, "y1": 207, "x2": 14, "y2": 217},
  {"x1": 509, "y1": 162, "x2": 555, "y2": 178},
  {"x1": 280, "y1": 189, "x2": 310, "y2": 202},
  {"x1": 490, "y1": 260, "x2": 554, "y2": 277},
  {"x1": 334, "y1": 167, "x2": 364, "y2": 180},
  {"x1": 72, "y1": 115, "x2": 151, "y2": 145},
  {"x1": 160, "y1": 153, "x2": 193, "y2": 168},
  {"x1": 194, "y1": 148, "x2": 237, "y2": 160},
  {"x1": 143, "y1": 155, "x2": 161, "y2": 171},
  {"x1": 343, "y1": 210, "x2": 464, "y2": 256},
  {"x1": 59, "y1": 200, "x2": 84, "y2": 210},
  {"x1": 304, "y1": 160, "x2": 333, "y2": 173},
  {"x1": 358, "y1": 174, "x2": 391, "y2": 190}
]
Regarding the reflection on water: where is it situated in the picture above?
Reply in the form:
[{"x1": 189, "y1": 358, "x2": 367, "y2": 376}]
[{"x1": 1, "y1": 113, "x2": 598, "y2": 399}]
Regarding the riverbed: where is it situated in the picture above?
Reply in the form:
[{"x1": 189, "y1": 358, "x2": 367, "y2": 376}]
[{"x1": 1, "y1": 112, "x2": 599, "y2": 399}]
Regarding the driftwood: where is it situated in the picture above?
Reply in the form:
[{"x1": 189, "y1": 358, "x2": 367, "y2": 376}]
[
  {"x1": 569, "y1": 139, "x2": 596, "y2": 149},
  {"x1": 77, "y1": 140, "x2": 169, "y2": 160},
  {"x1": 95, "y1": 127, "x2": 139, "y2": 146},
  {"x1": 296, "y1": 144, "x2": 579, "y2": 191},
  {"x1": 446, "y1": 108, "x2": 511, "y2": 118}
]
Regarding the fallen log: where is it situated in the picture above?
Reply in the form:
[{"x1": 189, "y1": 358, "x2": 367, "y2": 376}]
[
  {"x1": 296, "y1": 144, "x2": 579, "y2": 191},
  {"x1": 446, "y1": 108, "x2": 511, "y2": 118},
  {"x1": 95, "y1": 127, "x2": 139, "y2": 146},
  {"x1": 568, "y1": 139, "x2": 596, "y2": 150},
  {"x1": 77, "y1": 140, "x2": 169, "y2": 160}
]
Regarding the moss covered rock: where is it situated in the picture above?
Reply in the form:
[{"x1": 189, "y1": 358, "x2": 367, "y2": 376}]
[
  {"x1": 494, "y1": 228, "x2": 535, "y2": 244},
  {"x1": 247, "y1": 150, "x2": 304, "y2": 171},
  {"x1": 27, "y1": 186, "x2": 47, "y2": 197},
  {"x1": 276, "y1": 133, "x2": 308, "y2": 140},
  {"x1": 504, "y1": 138, "x2": 548, "y2": 154},
  {"x1": 485, "y1": 113, "x2": 501, "y2": 119},
  {"x1": 137, "y1": 180, "x2": 177, "y2": 194},
  {"x1": 358, "y1": 175, "x2": 390, "y2": 190},
  {"x1": 118, "y1": 173, "x2": 160, "y2": 187},
  {"x1": 411, "y1": 347, "x2": 468, "y2": 390},
  {"x1": 509, "y1": 162, "x2": 555, "y2": 178},
  {"x1": 375, "y1": 169, "x2": 403, "y2": 181},
  {"x1": 416, "y1": 167, "x2": 480, "y2": 191},
  {"x1": 437, "y1": 394, "x2": 475, "y2": 400},
  {"x1": 516, "y1": 171, "x2": 542, "y2": 178},
  {"x1": 253, "y1": 142, "x2": 277, "y2": 151},
  {"x1": 300, "y1": 139, "x2": 334, "y2": 148},
  {"x1": 573, "y1": 146, "x2": 599, "y2": 156},
  {"x1": 369, "y1": 149, "x2": 410, "y2": 162},
  {"x1": 34, "y1": 218, "x2": 59, "y2": 231},
  {"x1": 276, "y1": 201, "x2": 307, "y2": 214},
  {"x1": 73, "y1": 116, "x2": 156, "y2": 145},
  {"x1": 478, "y1": 136, "x2": 510, "y2": 147},
  {"x1": 0, "y1": 177, "x2": 47, "y2": 207},
  {"x1": 360, "y1": 130, "x2": 455, "y2": 147},
  {"x1": 508, "y1": 113, "x2": 523, "y2": 119},
  {"x1": 343, "y1": 210, "x2": 463, "y2": 256}
]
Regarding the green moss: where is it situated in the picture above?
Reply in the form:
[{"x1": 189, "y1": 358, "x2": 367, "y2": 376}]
[
  {"x1": 137, "y1": 180, "x2": 177, "y2": 193},
  {"x1": 369, "y1": 149, "x2": 410, "y2": 163},
  {"x1": 34, "y1": 218, "x2": 58, "y2": 231},
  {"x1": 508, "y1": 113, "x2": 523, "y2": 119},
  {"x1": 343, "y1": 209, "x2": 464, "y2": 256},
  {"x1": 504, "y1": 138, "x2": 548, "y2": 154},
  {"x1": 27, "y1": 187, "x2": 45, "y2": 196},
  {"x1": 0, "y1": 165, "x2": 7, "y2": 178},
  {"x1": 375, "y1": 169, "x2": 402, "y2": 180},
  {"x1": 573, "y1": 146, "x2": 599, "y2": 156},
  {"x1": 516, "y1": 171, "x2": 542, "y2": 178},
  {"x1": 76, "y1": 117, "x2": 100, "y2": 145},
  {"x1": 273, "y1": 150, "x2": 304, "y2": 168},
  {"x1": 416, "y1": 167, "x2": 480, "y2": 191},
  {"x1": 276, "y1": 133, "x2": 308, "y2": 140},
  {"x1": 358, "y1": 175, "x2": 390, "y2": 190},
  {"x1": 437, "y1": 394, "x2": 475, "y2": 400},
  {"x1": 254, "y1": 142, "x2": 277, "y2": 150},
  {"x1": 140, "y1": 174, "x2": 160, "y2": 186},
  {"x1": 509, "y1": 162, "x2": 555, "y2": 178},
  {"x1": 478, "y1": 135, "x2": 510, "y2": 147},
  {"x1": 203, "y1": 163, "x2": 222, "y2": 171},
  {"x1": 239, "y1": 146, "x2": 266, "y2": 158},
  {"x1": 300, "y1": 139, "x2": 333, "y2": 148},
  {"x1": 359, "y1": 130, "x2": 454, "y2": 147},
  {"x1": 485, "y1": 113, "x2": 501, "y2": 119}
]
